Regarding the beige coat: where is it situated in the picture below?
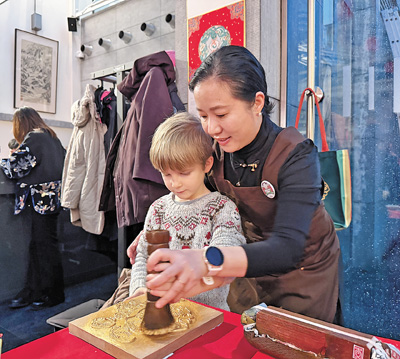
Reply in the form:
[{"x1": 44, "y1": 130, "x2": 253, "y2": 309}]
[{"x1": 61, "y1": 84, "x2": 107, "y2": 235}]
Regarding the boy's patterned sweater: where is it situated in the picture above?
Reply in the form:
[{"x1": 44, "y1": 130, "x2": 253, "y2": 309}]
[{"x1": 130, "y1": 191, "x2": 246, "y2": 311}]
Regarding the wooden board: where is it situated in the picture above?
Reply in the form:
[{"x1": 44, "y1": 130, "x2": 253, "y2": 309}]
[
  {"x1": 69, "y1": 295, "x2": 223, "y2": 359},
  {"x1": 244, "y1": 306, "x2": 400, "y2": 359}
]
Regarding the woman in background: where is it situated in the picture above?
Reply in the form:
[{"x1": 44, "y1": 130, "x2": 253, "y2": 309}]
[{"x1": 1, "y1": 107, "x2": 65, "y2": 310}]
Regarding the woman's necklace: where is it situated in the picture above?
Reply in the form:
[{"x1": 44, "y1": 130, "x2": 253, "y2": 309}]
[{"x1": 229, "y1": 154, "x2": 260, "y2": 186}]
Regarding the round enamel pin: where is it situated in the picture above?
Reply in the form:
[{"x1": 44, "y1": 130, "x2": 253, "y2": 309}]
[{"x1": 261, "y1": 180, "x2": 276, "y2": 198}]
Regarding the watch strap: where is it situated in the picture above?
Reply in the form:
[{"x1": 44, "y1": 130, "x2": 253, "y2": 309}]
[{"x1": 202, "y1": 246, "x2": 224, "y2": 285}]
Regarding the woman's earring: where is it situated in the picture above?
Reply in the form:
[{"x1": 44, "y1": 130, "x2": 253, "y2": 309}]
[{"x1": 258, "y1": 112, "x2": 262, "y2": 117}]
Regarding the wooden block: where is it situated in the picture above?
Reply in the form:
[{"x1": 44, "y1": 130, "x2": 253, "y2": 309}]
[
  {"x1": 69, "y1": 295, "x2": 223, "y2": 359},
  {"x1": 244, "y1": 306, "x2": 398, "y2": 359}
]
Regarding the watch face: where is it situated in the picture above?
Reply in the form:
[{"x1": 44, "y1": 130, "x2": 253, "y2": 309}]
[{"x1": 206, "y1": 246, "x2": 224, "y2": 266}]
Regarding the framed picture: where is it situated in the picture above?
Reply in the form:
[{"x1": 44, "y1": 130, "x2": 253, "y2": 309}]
[{"x1": 14, "y1": 29, "x2": 58, "y2": 114}]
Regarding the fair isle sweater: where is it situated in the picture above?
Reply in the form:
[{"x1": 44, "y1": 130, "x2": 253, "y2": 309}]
[{"x1": 130, "y1": 191, "x2": 246, "y2": 311}]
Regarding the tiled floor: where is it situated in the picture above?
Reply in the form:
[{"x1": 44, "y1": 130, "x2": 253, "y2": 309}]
[{"x1": 0, "y1": 272, "x2": 117, "y2": 353}]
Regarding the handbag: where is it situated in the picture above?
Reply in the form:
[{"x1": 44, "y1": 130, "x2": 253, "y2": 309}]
[{"x1": 295, "y1": 88, "x2": 352, "y2": 230}]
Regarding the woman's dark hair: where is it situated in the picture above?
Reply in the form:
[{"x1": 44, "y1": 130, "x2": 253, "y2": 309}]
[
  {"x1": 189, "y1": 45, "x2": 274, "y2": 115},
  {"x1": 12, "y1": 107, "x2": 58, "y2": 143}
]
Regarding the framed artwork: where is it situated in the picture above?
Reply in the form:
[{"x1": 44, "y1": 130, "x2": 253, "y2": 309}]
[
  {"x1": 14, "y1": 29, "x2": 58, "y2": 114},
  {"x1": 187, "y1": 1, "x2": 245, "y2": 82}
]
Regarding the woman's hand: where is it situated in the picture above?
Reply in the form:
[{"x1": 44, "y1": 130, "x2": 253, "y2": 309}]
[
  {"x1": 146, "y1": 248, "x2": 207, "y2": 308},
  {"x1": 147, "y1": 272, "x2": 234, "y2": 303},
  {"x1": 127, "y1": 231, "x2": 143, "y2": 265},
  {"x1": 146, "y1": 246, "x2": 247, "y2": 308}
]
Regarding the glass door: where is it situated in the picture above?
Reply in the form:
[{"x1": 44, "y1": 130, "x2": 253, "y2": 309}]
[{"x1": 286, "y1": 0, "x2": 400, "y2": 339}]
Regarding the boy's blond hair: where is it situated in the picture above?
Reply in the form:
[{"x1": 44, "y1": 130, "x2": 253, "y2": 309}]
[{"x1": 150, "y1": 112, "x2": 213, "y2": 172}]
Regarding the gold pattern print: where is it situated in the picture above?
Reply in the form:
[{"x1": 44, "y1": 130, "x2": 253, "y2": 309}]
[
  {"x1": 91, "y1": 317, "x2": 116, "y2": 329},
  {"x1": 172, "y1": 305, "x2": 194, "y2": 331},
  {"x1": 109, "y1": 325, "x2": 136, "y2": 344},
  {"x1": 140, "y1": 299, "x2": 196, "y2": 336},
  {"x1": 87, "y1": 296, "x2": 197, "y2": 344}
]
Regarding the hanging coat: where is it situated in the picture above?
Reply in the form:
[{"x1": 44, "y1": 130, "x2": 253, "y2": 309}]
[
  {"x1": 99, "y1": 51, "x2": 185, "y2": 227},
  {"x1": 61, "y1": 84, "x2": 107, "y2": 235}
]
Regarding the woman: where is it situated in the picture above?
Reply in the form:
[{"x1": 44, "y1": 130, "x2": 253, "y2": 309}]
[
  {"x1": 134, "y1": 46, "x2": 340, "y2": 323},
  {"x1": 1, "y1": 107, "x2": 65, "y2": 309}
]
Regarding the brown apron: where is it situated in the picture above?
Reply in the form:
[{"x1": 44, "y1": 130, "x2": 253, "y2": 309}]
[{"x1": 208, "y1": 127, "x2": 340, "y2": 322}]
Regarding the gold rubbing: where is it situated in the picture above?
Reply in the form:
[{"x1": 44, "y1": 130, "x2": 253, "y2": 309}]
[{"x1": 87, "y1": 296, "x2": 197, "y2": 344}]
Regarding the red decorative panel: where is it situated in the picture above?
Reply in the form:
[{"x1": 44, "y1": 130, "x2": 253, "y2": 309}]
[{"x1": 187, "y1": 1, "x2": 245, "y2": 81}]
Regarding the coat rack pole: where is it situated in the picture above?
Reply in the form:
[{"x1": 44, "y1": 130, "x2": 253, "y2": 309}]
[
  {"x1": 116, "y1": 70, "x2": 126, "y2": 277},
  {"x1": 116, "y1": 70, "x2": 125, "y2": 130}
]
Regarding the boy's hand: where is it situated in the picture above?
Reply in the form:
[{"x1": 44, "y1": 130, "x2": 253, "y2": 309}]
[
  {"x1": 123, "y1": 287, "x2": 147, "y2": 301},
  {"x1": 127, "y1": 231, "x2": 143, "y2": 265}
]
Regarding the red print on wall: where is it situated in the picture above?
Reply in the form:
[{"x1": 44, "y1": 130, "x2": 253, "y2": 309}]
[{"x1": 187, "y1": 1, "x2": 245, "y2": 81}]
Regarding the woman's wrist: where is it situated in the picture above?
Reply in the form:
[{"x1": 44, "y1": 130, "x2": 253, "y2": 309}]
[
  {"x1": 203, "y1": 246, "x2": 224, "y2": 275},
  {"x1": 200, "y1": 245, "x2": 247, "y2": 285},
  {"x1": 202, "y1": 246, "x2": 224, "y2": 285},
  {"x1": 213, "y1": 246, "x2": 248, "y2": 278}
]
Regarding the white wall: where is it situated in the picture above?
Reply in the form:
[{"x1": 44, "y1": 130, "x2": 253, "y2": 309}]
[
  {"x1": 187, "y1": 0, "x2": 242, "y2": 17},
  {"x1": 0, "y1": 0, "x2": 78, "y2": 153},
  {"x1": 77, "y1": 0, "x2": 176, "y2": 94}
]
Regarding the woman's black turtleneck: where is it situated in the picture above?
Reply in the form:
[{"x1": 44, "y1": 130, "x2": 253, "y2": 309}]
[
  {"x1": 224, "y1": 116, "x2": 282, "y2": 187},
  {"x1": 222, "y1": 115, "x2": 323, "y2": 276}
]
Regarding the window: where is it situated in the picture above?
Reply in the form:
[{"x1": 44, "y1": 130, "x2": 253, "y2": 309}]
[
  {"x1": 286, "y1": 0, "x2": 400, "y2": 339},
  {"x1": 75, "y1": 0, "x2": 124, "y2": 17}
]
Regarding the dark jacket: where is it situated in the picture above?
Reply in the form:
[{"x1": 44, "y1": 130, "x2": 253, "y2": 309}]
[
  {"x1": 99, "y1": 51, "x2": 185, "y2": 227},
  {"x1": 208, "y1": 127, "x2": 340, "y2": 322},
  {"x1": 1, "y1": 130, "x2": 65, "y2": 215}
]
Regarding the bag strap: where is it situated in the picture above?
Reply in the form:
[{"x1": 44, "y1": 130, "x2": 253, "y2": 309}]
[{"x1": 295, "y1": 87, "x2": 329, "y2": 152}]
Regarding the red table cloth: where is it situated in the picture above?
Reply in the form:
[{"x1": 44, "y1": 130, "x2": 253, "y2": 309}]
[{"x1": 3, "y1": 307, "x2": 400, "y2": 359}]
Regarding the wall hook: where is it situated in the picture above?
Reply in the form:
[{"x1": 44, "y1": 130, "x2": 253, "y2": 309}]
[
  {"x1": 118, "y1": 30, "x2": 132, "y2": 43},
  {"x1": 141, "y1": 22, "x2": 155, "y2": 36},
  {"x1": 80, "y1": 44, "x2": 93, "y2": 56},
  {"x1": 98, "y1": 38, "x2": 111, "y2": 49},
  {"x1": 165, "y1": 14, "x2": 175, "y2": 28}
]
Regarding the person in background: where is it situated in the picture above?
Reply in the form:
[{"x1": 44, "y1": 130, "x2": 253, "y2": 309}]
[
  {"x1": 1, "y1": 107, "x2": 66, "y2": 310},
  {"x1": 131, "y1": 45, "x2": 340, "y2": 323},
  {"x1": 103, "y1": 112, "x2": 245, "y2": 311},
  {"x1": 8, "y1": 138, "x2": 19, "y2": 155}
]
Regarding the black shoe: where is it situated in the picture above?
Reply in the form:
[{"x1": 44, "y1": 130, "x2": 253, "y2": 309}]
[
  {"x1": 9, "y1": 288, "x2": 33, "y2": 309},
  {"x1": 9, "y1": 297, "x2": 31, "y2": 309},
  {"x1": 30, "y1": 295, "x2": 65, "y2": 311}
]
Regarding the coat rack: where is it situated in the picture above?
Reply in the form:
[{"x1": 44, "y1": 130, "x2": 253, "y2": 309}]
[{"x1": 91, "y1": 62, "x2": 133, "y2": 276}]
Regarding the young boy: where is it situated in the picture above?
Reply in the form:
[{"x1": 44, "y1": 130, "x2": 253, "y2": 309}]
[{"x1": 129, "y1": 112, "x2": 245, "y2": 311}]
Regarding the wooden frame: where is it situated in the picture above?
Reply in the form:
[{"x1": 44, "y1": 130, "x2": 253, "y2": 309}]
[
  {"x1": 14, "y1": 29, "x2": 58, "y2": 114},
  {"x1": 244, "y1": 306, "x2": 400, "y2": 358}
]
